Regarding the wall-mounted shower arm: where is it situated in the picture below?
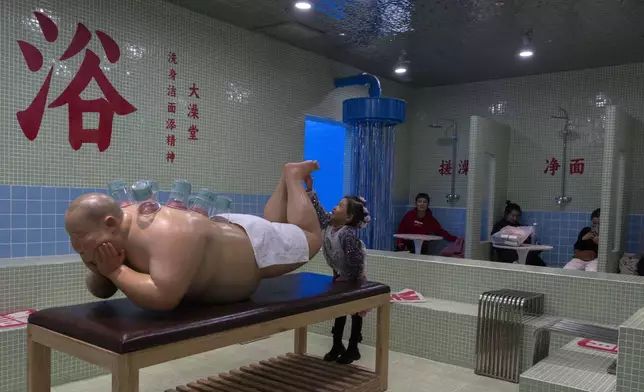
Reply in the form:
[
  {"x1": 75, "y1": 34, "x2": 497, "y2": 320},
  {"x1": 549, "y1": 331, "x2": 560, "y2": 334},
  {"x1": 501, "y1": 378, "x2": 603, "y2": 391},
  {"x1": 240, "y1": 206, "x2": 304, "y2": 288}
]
[
  {"x1": 334, "y1": 73, "x2": 382, "y2": 98},
  {"x1": 552, "y1": 107, "x2": 573, "y2": 205}
]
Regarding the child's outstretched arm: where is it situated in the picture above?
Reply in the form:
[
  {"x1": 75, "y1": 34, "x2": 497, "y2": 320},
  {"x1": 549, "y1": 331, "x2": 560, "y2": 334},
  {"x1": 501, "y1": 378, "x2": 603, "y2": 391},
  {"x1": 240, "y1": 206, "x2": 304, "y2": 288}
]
[
  {"x1": 305, "y1": 175, "x2": 332, "y2": 229},
  {"x1": 340, "y1": 229, "x2": 365, "y2": 281}
]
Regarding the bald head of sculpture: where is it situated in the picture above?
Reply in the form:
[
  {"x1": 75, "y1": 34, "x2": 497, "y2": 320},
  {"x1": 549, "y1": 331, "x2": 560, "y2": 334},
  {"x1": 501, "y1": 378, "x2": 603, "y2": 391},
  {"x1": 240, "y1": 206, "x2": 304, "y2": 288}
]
[{"x1": 65, "y1": 193, "x2": 126, "y2": 265}]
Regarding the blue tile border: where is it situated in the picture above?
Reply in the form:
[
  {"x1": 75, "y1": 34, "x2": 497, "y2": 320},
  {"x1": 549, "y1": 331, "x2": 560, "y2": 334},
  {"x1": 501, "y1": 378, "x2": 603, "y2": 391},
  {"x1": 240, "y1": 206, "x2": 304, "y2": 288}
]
[
  {"x1": 0, "y1": 184, "x2": 270, "y2": 259},
  {"x1": 3, "y1": 186, "x2": 641, "y2": 264}
]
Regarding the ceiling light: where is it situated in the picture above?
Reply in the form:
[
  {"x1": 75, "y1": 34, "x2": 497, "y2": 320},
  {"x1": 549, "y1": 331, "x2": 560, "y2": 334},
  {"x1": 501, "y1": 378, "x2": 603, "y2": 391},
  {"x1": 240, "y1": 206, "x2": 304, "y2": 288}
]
[
  {"x1": 517, "y1": 30, "x2": 535, "y2": 59},
  {"x1": 393, "y1": 49, "x2": 409, "y2": 76},
  {"x1": 338, "y1": 32, "x2": 346, "y2": 36},
  {"x1": 394, "y1": 66, "x2": 407, "y2": 74},
  {"x1": 294, "y1": 2, "x2": 312, "y2": 10}
]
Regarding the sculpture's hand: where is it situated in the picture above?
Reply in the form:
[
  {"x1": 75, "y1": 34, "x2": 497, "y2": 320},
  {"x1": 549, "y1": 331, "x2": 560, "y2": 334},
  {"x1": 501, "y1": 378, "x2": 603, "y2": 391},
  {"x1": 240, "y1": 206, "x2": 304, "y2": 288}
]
[{"x1": 95, "y1": 242, "x2": 126, "y2": 278}]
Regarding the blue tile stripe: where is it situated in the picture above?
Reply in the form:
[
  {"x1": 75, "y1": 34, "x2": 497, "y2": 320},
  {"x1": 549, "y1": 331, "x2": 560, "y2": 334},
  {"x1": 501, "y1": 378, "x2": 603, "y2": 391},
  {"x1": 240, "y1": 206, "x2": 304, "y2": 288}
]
[{"x1": 0, "y1": 184, "x2": 270, "y2": 259}]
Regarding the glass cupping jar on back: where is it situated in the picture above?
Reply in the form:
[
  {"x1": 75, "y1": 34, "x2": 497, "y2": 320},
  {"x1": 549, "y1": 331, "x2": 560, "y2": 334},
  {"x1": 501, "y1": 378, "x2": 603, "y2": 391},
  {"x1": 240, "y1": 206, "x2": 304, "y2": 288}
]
[
  {"x1": 166, "y1": 180, "x2": 192, "y2": 210},
  {"x1": 108, "y1": 179, "x2": 135, "y2": 208},
  {"x1": 131, "y1": 180, "x2": 161, "y2": 215}
]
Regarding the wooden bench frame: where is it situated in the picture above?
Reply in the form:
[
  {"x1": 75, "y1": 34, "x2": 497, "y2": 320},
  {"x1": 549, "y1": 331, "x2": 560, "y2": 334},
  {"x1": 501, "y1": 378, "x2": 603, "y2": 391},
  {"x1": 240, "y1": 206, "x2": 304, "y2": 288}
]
[{"x1": 28, "y1": 293, "x2": 391, "y2": 392}]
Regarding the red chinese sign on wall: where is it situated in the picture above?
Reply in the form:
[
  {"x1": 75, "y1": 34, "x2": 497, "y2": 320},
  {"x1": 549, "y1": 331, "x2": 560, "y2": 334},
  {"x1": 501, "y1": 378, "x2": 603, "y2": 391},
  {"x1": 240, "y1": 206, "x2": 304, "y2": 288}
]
[
  {"x1": 164, "y1": 54, "x2": 203, "y2": 163},
  {"x1": 16, "y1": 12, "x2": 136, "y2": 152},
  {"x1": 544, "y1": 157, "x2": 585, "y2": 175},
  {"x1": 166, "y1": 52, "x2": 177, "y2": 163},
  {"x1": 439, "y1": 160, "x2": 469, "y2": 176},
  {"x1": 187, "y1": 83, "x2": 200, "y2": 141}
]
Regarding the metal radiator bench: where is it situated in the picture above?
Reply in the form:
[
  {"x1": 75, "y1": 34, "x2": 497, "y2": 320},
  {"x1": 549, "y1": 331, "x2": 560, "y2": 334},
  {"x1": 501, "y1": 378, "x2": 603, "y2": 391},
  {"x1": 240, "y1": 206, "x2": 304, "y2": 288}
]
[
  {"x1": 533, "y1": 318, "x2": 618, "y2": 374},
  {"x1": 474, "y1": 289, "x2": 545, "y2": 383}
]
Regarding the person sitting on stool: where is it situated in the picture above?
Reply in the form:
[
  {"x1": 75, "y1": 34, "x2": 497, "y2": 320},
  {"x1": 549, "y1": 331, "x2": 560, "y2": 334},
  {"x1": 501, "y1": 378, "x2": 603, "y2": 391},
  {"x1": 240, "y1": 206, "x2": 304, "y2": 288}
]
[
  {"x1": 491, "y1": 201, "x2": 546, "y2": 266},
  {"x1": 395, "y1": 193, "x2": 456, "y2": 255}
]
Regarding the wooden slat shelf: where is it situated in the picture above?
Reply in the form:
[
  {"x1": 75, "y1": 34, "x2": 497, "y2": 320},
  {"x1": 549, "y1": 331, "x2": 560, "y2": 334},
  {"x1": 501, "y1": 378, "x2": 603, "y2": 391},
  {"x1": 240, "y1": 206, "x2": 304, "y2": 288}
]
[{"x1": 167, "y1": 353, "x2": 382, "y2": 392}]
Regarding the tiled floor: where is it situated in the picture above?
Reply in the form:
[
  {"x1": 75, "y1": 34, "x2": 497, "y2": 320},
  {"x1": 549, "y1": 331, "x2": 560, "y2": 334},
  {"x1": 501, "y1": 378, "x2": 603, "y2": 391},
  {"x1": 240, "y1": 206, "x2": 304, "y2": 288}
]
[{"x1": 52, "y1": 332, "x2": 518, "y2": 392}]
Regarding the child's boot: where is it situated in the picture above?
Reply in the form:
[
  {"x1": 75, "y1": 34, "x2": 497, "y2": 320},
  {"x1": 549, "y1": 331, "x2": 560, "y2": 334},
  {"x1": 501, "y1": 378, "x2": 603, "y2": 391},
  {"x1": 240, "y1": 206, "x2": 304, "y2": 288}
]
[
  {"x1": 337, "y1": 315, "x2": 362, "y2": 364},
  {"x1": 324, "y1": 316, "x2": 346, "y2": 361}
]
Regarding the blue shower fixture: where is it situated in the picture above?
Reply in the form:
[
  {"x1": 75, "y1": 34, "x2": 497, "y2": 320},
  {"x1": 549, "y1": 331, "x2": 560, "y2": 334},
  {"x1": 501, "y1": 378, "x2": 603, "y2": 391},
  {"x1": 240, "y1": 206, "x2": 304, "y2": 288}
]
[
  {"x1": 333, "y1": 73, "x2": 406, "y2": 250},
  {"x1": 334, "y1": 73, "x2": 406, "y2": 125}
]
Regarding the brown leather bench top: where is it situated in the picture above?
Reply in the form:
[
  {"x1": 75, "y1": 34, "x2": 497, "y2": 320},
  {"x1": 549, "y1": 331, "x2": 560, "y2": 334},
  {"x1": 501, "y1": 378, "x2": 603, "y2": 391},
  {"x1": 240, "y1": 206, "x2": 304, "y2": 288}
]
[{"x1": 28, "y1": 272, "x2": 390, "y2": 354}]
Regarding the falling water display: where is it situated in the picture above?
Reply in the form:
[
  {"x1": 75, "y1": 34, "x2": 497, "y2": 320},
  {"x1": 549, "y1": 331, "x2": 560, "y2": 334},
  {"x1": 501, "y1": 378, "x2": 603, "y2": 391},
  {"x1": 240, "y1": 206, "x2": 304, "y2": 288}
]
[
  {"x1": 335, "y1": 73, "x2": 406, "y2": 250},
  {"x1": 350, "y1": 122, "x2": 397, "y2": 249}
]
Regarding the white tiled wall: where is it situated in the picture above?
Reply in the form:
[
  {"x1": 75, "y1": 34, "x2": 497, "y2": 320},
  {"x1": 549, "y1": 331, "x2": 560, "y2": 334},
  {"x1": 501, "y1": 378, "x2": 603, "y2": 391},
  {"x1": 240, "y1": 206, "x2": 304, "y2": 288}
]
[{"x1": 0, "y1": 0, "x2": 412, "y2": 197}]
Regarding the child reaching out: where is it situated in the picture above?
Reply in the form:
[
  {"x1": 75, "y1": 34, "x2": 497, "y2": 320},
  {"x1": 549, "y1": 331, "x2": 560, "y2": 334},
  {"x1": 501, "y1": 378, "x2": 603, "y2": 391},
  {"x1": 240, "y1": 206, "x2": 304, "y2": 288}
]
[{"x1": 305, "y1": 175, "x2": 371, "y2": 365}]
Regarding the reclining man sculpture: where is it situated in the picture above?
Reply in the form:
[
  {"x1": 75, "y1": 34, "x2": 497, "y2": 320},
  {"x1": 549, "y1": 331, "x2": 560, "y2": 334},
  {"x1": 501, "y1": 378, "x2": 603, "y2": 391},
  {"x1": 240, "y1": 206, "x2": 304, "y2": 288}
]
[{"x1": 65, "y1": 161, "x2": 323, "y2": 310}]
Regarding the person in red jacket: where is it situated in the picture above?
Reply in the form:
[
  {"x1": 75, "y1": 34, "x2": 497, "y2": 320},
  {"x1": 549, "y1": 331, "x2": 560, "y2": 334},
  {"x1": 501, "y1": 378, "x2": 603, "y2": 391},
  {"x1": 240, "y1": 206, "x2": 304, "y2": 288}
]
[{"x1": 396, "y1": 193, "x2": 456, "y2": 254}]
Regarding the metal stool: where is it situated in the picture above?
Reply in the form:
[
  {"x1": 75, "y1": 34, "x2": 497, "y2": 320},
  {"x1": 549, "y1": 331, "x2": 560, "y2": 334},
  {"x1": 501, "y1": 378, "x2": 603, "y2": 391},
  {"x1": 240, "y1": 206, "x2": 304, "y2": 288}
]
[{"x1": 475, "y1": 289, "x2": 545, "y2": 383}]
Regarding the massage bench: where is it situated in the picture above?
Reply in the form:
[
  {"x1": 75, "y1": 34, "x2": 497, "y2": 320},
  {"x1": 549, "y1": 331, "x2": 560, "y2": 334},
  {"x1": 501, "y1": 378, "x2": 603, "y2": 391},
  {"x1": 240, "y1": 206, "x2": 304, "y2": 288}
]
[{"x1": 27, "y1": 272, "x2": 391, "y2": 392}]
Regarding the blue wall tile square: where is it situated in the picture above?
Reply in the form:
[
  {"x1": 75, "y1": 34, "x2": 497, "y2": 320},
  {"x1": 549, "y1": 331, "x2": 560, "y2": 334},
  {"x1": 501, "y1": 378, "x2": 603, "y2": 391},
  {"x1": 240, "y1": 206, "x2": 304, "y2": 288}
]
[
  {"x1": 11, "y1": 229, "x2": 26, "y2": 243},
  {"x1": 55, "y1": 229, "x2": 68, "y2": 242},
  {"x1": 26, "y1": 186, "x2": 41, "y2": 200},
  {"x1": 11, "y1": 244, "x2": 26, "y2": 258},
  {"x1": 26, "y1": 243, "x2": 41, "y2": 257},
  {"x1": 0, "y1": 229, "x2": 10, "y2": 244},
  {"x1": 27, "y1": 200, "x2": 41, "y2": 214},
  {"x1": 11, "y1": 200, "x2": 26, "y2": 214},
  {"x1": 27, "y1": 229, "x2": 42, "y2": 243},
  {"x1": 27, "y1": 215, "x2": 41, "y2": 229},
  {"x1": 56, "y1": 187, "x2": 71, "y2": 200},
  {"x1": 56, "y1": 241, "x2": 71, "y2": 255},
  {"x1": 42, "y1": 215, "x2": 55, "y2": 228},
  {"x1": 55, "y1": 215, "x2": 65, "y2": 228},
  {"x1": 0, "y1": 244, "x2": 10, "y2": 258},
  {"x1": 11, "y1": 215, "x2": 26, "y2": 229},
  {"x1": 0, "y1": 185, "x2": 10, "y2": 199},
  {"x1": 56, "y1": 201, "x2": 69, "y2": 214},
  {"x1": 70, "y1": 187, "x2": 84, "y2": 199},
  {"x1": 42, "y1": 229, "x2": 56, "y2": 242},
  {"x1": 0, "y1": 200, "x2": 9, "y2": 214},
  {"x1": 11, "y1": 186, "x2": 26, "y2": 200},
  {"x1": 42, "y1": 187, "x2": 56, "y2": 200},
  {"x1": 42, "y1": 242, "x2": 56, "y2": 256},
  {"x1": 42, "y1": 201, "x2": 56, "y2": 214}
]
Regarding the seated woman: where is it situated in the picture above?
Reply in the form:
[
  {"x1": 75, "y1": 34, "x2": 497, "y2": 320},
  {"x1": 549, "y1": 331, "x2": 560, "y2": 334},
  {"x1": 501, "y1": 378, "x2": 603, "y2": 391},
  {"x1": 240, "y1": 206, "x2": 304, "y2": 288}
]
[
  {"x1": 395, "y1": 193, "x2": 456, "y2": 255},
  {"x1": 491, "y1": 201, "x2": 546, "y2": 266},
  {"x1": 564, "y1": 208, "x2": 599, "y2": 272}
]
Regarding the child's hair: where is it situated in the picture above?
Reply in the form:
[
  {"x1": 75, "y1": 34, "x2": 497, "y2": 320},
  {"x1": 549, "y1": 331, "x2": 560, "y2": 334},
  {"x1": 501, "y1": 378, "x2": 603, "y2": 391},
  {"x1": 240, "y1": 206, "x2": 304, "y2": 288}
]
[
  {"x1": 504, "y1": 200, "x2": 521, "y2": 215},
  {"x1": 591, "y1": 208, "x2": 600, "y2": 219},
  {"x1": 344, "y1": 196, "x2": 371, "y2": 229}
]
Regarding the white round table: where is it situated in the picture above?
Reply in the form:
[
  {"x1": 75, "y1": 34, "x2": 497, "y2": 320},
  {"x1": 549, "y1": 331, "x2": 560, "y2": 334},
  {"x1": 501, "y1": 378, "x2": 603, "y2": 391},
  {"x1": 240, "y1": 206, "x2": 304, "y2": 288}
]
[
  {"x1": 394, "y1": 234, "x2": 444, "y2": 255},
  {"x1": 492, "y1": 244, "x2": 553, "y2": 264}
]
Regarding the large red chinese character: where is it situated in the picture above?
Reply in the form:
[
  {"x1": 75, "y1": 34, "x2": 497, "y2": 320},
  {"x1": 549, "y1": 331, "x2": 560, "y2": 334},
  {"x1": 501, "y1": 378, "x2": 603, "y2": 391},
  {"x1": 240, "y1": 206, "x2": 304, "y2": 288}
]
[
  {"x1": 569, "y1": 158, "x2": 585, "y2": 175},
  {"x1": 168, "y1": 102, "x2": 176, "y2": 114},
  {"x1": 458, "y1": 159, "x2": 469, "y2": 175},
  {"x1": 438, "y1": 160, "x2": 452, "y2": 176},
  {"x1": 167, "y1": 85, "x2": 176, "y2": 97},
  {"x1": 16, "y1": 12, "x2": 136, "y2": 151},
  {"x1": 166, "y1": 151, "x2": 175, "y2": 163},
  {"x1": 188, "y1": 104, "x2": 199, "y2": 119},
  {"x1": 166, "y1": 119, "x2": 176, "y2": 130},
  {"x1": 189, "y1": 83, "x2": 200, "y2": 99},
  {"x1": 168, "y1": 52, "x2": 177, "y2": 64},
  {"x1": 166, "y1": 134, "x2": 176, "y2": 147},
  {"x1": 544, "y1": 157, "x2": 560, "y2": 176},
  {"x1": 169, "y1": 68, "x2": 176, "y2": 81},
  {"x1": 188, "y1": 124, "x2": 198, "y2": 140}
]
